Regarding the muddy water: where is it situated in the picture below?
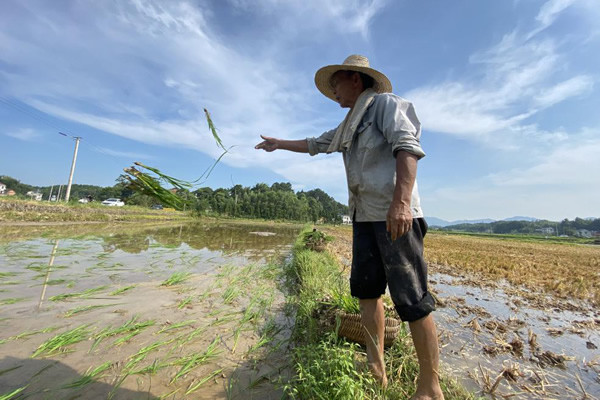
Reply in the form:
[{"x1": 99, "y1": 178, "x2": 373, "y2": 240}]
[
  {"x1": 0, "y1": 221, "x2": 301, "y2": 399},
  {"x1": 431, "y1": 267, "x2": 600, "y2": 399}
]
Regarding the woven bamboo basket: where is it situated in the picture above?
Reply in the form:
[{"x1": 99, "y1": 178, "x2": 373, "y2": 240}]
[{"x1": 336, "y1": 312, "x2": 400, "y2": 347}]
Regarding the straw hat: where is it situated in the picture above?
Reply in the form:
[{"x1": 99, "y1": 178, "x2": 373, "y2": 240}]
[{"x1": 314, "y1": 54, "x2": 392, "y2": 102}]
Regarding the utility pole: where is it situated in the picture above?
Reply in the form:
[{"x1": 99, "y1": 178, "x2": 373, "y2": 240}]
[
  {"x1": 48, "y1": 185, "x2": 54, "y2": 201},
  {"x1": 59, "y1": 132, "x2": 81, "y2": 202}
]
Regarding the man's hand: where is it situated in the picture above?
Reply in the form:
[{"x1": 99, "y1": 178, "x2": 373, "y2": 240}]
[
  {"x1": 255, "y1": 135, "x2": 280, "y2": 152},
  {"x1": 386, "y1": 201, "x2": 412, "y2": 241}
]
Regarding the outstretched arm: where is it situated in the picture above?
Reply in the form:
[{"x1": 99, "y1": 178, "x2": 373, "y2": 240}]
[{"x1": 255, "y1": 135, "x2": 309, "y2": 153}]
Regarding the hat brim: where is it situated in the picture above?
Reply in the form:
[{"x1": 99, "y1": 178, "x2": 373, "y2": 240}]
[{"x1": 314, "y1": 64, "x2": 392, "y2": 102}]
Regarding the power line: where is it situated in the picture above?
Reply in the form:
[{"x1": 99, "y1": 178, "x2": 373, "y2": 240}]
[{"x1": 0, "y1": 96, "x2": 129, "y2": 163}]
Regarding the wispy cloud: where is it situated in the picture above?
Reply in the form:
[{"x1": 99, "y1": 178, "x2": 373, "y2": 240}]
[
  {"x1": 425, "y1": 128, "x2": 600, "y2": 220},
  {"x1": 226, "y1": 0, "x2": 388, "y2": 38},
  {"x1": 528, "y1": 0, "x2": 578, "y2": 39},
  {"x1": 5, "y1": 128, "x2": 40, "y2": 141},
  {"x1": 93, "y1": 146, "x2": 154, "y2": 160},
  {"x1": 406, "y1": 0, "x2": 594, "y2": 148}
]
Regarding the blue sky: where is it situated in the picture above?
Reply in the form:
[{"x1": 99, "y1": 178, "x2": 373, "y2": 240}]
[{"x1": 1, "y1": 0, "x2": 598, "y2": 221}]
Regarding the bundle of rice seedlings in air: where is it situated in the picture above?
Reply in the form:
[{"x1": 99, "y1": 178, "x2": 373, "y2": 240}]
[{"x1": 123, "y1": 109, "x2": 230, "y2": 211}]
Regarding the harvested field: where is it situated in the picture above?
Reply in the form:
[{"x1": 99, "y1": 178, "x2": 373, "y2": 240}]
[
  {"x1": 323, "y1": 225, "x2": 600, "y2": 399},
  {"x1": 425, "y1": 232, "x2": 600, "y2": 306}
]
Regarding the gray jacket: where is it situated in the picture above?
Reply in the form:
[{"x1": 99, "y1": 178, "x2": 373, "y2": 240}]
[{"x1": 307, "y1": 93, "x2": 425, "y2": 222}]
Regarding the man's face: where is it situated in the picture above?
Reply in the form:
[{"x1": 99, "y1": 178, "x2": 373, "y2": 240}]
[{"x1": 330, "y1": 71, "x2": 357, "y2": 108}]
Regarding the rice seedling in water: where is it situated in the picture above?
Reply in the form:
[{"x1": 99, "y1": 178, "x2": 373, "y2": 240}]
[
  {"x1": 50, "y1": 285, "x2": 109, "y2": 301},
  {"x1": 177, "y1": 295, "x2": 194, "y2": 309},
  {"x1": 10, "y1": 326, "x2": 60, "y2": 340},
  {"x1": 170, "y1": 337, "x2": 221, "y2": 383},
  {"x1": 0, "y1": 386, "x2": 28, "y2": 400},
  {"x1": 157, "y1": 319, "x2": 196, "y2": 334},
  {"x1": 185, "y1": 368, "x2": 224, "y2": 395},
  {"x1": 175, "y1": 326, "x2": 208, "y2": 347},
  {"x1": 0, "y1": 297, "x2": 29, "y2": 306},
  {"x1": 92, "y1": 315, "x2": 155, "y2": 351},
  {"x1": 129, "y1": 358, "x2": 170, "y2": 375},
  {"x1": 125, "y1": 339, "x2": 175, "y2": 372},
  {"x1": 64, "y1": 304, "x2": 113, "y2": 317},
  {"x1": 62, "y1": 361, "x2": 112, "y2": 389},
  {"x1": 44, "y1": 279, "x2": 68, "y2": 286},
  {"x1": 209, "y1": 314, "x2": 237, "y2": 327},
  {"x1": 158, "y1": 388, "x2": 181, "y2": 400},
  {"x1": 222, "y1": 286, "x2": 240, "y2": 304},
  {"x1": 32, "y1": 324, "x2": 92, "y2": 357},
  {"x1": 161, "y1": 271, "x2": 191, "y2": 286},
  {"x1": 246, "y1": 319, "x2": 281, "y2": 357},
  {"x1": 110, "y1": 285, "x2": 136, "y2": 296}
]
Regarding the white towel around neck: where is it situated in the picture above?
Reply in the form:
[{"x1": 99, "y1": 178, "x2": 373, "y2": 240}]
[{"x1": 326, "y1": 88, "x2": 377, "y2": 154}]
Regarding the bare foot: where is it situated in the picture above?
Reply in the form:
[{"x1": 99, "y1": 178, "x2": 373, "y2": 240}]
[
  {"x1": 409, "y1": 387, "x2": 444, "y2": 400},
  {"x1": 368, "y1": 362, "x2": 388, "y2": 388}
]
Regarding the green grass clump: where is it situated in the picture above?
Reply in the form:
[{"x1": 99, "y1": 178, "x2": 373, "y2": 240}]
[
  {"x1": 285, "y1": 334, "x2": 376, "y2": 400},
  {"x1": 161, "y1": 271, "x2": 191, "y2": 286},
  {"x1": 32, "y1": 325, "x2": 92, "y2": 357}
]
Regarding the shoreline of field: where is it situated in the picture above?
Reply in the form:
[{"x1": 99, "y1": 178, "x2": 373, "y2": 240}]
[{"x1": 0, "y1": 197, "x2": 193, "y2": 223}]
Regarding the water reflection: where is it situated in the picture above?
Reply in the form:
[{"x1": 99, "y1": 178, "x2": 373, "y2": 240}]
[{"x1": 37, "y1": 239, "x2": 59, "y2": 310}]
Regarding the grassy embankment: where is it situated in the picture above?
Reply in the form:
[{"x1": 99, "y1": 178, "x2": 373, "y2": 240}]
[
  {"x1": 0, "y1": 197, "x2": 192, "y2": 223},
  {"x1": 283, "y1": 228, "x2": 480, "y2": 400}
]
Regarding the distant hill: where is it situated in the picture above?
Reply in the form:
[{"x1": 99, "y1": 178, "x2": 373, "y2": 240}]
[
  {"x1": 427, "y1": 216, "x2": 538, "y2": 227},
  {"x1": 502, "y1": 216, "x2": 538, "y2": 222}
]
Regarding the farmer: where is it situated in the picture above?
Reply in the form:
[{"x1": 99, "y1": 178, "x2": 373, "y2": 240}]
[{"x1": 255, "y1": 55, "x2": 443, "y2": 399}]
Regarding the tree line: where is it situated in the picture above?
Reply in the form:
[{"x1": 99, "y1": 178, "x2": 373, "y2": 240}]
[
  {"x1": 0, "y1": 175, "x2": 349, "y2": 223},
  {"x1": 437, "y1": 218, "x2": 600, "y2": 236}
]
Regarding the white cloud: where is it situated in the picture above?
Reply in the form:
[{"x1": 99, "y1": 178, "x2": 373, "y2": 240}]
[
  {"x1": 424, "y1": 128, "x2": 600, "y2": 220},
  {"x1": 93, "y1": 147, "x2": 154, "y2": 160},
  {"x1": 406, "y1": 2, "x2": 595, "y2": 149},
  {"x1": 5, "y1": 128, "x2": 40, "y2": 141},
  {"x1": 226, "y1": 0, "x2": 388, "y2": 38},
  {"x1": 533, "y1": 76, "x2": 594, "y2": 107},
  {"x1": 528, "y1": 0, "x2": 578, "y2": 39},
  {"x1": 488, "y1": 129, "x2": 600, "y2": 186}
]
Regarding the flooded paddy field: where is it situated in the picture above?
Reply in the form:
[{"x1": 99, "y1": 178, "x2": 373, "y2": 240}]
[
  {"x1": 0, "y1": 221, "x2": 301, "y2": 399},
  {"x1": 325, "y1": 226, "x2": 600, "y2": 400}
]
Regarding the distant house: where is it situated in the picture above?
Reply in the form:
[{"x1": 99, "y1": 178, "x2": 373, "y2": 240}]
[
  {"x1": 6, "y1": 190, "x2": 16, "y2": 196},
  {"x1": 537, "y1": 227, "x2": 555, "y2": 235},
  {"x1": 0, "y1": 182, "x2": 6, "y2": 195},
  {"x1": 576, "y1": 229, "x2": 592, "y2": 238},
  {"x1": 26, "y1": 191, "x2": 43, "y2": 201},
  {"x1": 342, "y1": 215, "x2": 352, "y2": 225}
]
